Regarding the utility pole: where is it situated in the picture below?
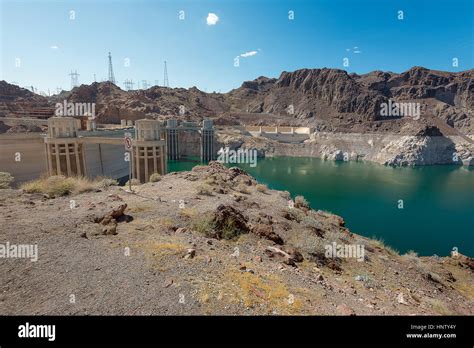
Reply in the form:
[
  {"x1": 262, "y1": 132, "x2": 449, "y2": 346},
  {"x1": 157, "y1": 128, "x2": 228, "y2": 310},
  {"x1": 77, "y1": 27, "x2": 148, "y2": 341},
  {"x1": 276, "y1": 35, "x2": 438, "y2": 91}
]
[
  {"x1": 108, "y1": 52, "x2": 116, "y2": 84},
  {"x1": 163, "y1": 61, "x2": 169, "y2": 87},
  {"x1": 124, "y1": 79, "x2": 134, "y2": 91},
  {"x1": 69, "y1": 70, "x2": 79, "y2": 89}
]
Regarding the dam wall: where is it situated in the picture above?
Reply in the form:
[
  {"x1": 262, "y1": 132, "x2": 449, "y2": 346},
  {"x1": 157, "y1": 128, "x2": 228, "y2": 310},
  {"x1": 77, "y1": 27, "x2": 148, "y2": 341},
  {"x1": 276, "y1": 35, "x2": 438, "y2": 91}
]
[{"x1": 0, "y1": 134, "x2": 128, "y2": 185}]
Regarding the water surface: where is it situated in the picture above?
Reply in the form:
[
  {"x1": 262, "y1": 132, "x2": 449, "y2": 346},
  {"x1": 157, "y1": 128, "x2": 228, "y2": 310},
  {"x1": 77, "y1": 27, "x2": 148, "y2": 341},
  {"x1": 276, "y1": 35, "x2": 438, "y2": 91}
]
[{"x1": 169, "y1": 157, "x2": 474, "y2": 256}]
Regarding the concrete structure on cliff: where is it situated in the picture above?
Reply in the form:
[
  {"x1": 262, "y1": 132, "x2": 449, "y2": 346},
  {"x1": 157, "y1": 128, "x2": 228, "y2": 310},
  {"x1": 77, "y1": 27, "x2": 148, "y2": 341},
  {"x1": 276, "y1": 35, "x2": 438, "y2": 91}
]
[
  {"x1": 44, "y1": 117, "x2": 87, "y2": 176},
  {"x1": 43, "y1": 117, "x2": 216, "y2": 182},
  {"x1": 132, "y1": 119, "x2": 167, "y2": 182},
  {"x1": 165, "y1": 118, "x2": 216, "y2": 162}
]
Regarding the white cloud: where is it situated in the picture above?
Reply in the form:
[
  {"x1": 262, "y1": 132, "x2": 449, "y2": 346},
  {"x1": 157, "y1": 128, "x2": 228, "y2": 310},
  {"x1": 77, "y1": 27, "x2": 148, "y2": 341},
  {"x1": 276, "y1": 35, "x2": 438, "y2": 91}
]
[
  {"x1": 206, "y1": 13, "x2": 219, "y2": 25},
  {"x1": 240, "y1": 51, "x2": 258, "y2": 58},
  {"x1": 50, "y1": 45, "x2": 59, "y2": 50}
]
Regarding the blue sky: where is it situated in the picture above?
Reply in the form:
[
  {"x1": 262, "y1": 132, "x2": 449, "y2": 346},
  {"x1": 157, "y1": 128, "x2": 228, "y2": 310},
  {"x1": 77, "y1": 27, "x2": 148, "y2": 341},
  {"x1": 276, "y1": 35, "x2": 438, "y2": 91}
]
[{"x1": 1, "y1": 0, "x2": 472, "y2": 94}]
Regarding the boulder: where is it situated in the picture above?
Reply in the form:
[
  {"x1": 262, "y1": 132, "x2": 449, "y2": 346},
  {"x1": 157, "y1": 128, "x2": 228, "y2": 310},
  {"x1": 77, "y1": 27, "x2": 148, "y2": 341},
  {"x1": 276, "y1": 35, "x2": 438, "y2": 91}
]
[{"x1": 251, "y1": 224, "x2": 283, "y2": 245}]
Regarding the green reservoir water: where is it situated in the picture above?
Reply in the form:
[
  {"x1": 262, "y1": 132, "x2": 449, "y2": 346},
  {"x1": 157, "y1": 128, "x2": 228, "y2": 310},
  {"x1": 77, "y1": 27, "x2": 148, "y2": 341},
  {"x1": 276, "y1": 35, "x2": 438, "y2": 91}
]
[{"x1": 168, "y1": 157, "x2": 474, "y2": 257}]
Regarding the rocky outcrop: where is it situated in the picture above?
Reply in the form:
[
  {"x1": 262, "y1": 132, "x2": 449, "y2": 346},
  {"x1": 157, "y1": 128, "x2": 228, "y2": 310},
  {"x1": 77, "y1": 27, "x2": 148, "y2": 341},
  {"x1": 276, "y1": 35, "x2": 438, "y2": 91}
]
[{"x1": 218, "y1": 124, "x2": 474, "y2": 167}]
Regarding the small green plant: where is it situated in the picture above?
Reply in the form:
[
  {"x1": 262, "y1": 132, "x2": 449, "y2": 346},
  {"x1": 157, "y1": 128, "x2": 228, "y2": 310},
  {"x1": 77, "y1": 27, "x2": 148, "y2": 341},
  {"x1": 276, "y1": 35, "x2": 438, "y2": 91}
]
[
  {"x1": 191, "y1": 213, "x2": 215, "y2": 237},
  {"x1": 220, "y1": 217, "x2": 246, "y2": 240},
  {"x1": 0, "y1": 172, "x2": 14, "y2": 189},
  {"x1": 256, "y1": 184, "x2": 267, "y2": 193},
  {"x1": 149, "y1": 173, "x2": 162, "y2": 182}
]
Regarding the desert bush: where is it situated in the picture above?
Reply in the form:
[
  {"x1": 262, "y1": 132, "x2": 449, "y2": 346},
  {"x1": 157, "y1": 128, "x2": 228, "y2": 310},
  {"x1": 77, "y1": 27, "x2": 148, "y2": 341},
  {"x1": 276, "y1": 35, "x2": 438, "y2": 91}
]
[
  {"x1": 402, "y1": 250, "x2": 418, "y2": 261},
  {"x1": 149, "y1": 173, "x2": 161, "y2": 182},
  {"x1": 370, "y1": 237, "x2": 399, "y2": 255},
  {"x1": 425, "y1": 298, "x2": 451, "y2": 315},
  {"x1": 204, "y1": 175, "x2": 217, "y2": 185},
  {"x1": 236, "y1": 183, "x2": 250, "y2": 194},
  {"x1": 294, "y1": 195, "x2": 310, "y2": 209},
  {"x1": 283, "y1": 208, "x2": 306, "y2": 222},
  {"x1": 0, "y1": 172, "x2": 14, "y2": 189},
  {"x1": 255, "y1": 184, "x2": 267, "y2": 193},
  {"x1": 125, "y1": 178, "x2": 141, "y2": 187},
  {"x1": 220, "y1": 217, "x2": 246, "y2": 240},
  {"x1": 301, "y1": 214, "x2": 322, "y2": 230},
  {"x1": 191, "y1": 213, "x2": 215, "y2": 237},
  {"x1": 97, "y1": 177, "x2": 118, "y2": 188},
  {"x1": 324, "y1": 229, "x2": 346, "y2": 243},
  {"x1": 196, "y1": 184, "x2": 213, "y2": 196},
  {"x1": 21, "y1": 175, "x2": 98, "y2": 197}
]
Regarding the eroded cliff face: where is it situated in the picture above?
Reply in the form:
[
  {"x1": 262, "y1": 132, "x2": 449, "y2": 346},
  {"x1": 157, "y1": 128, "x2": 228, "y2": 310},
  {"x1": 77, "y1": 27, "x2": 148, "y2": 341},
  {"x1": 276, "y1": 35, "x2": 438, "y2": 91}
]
[
  {"x1": 3, "y1": 66, "x2": 471, "y2": 133},
  {"x1": 217, "y1": 125, "x2": 474, "y2": 167},
  {"x1": 226, "y1": 67, "x2": 474, "y2": 135}
]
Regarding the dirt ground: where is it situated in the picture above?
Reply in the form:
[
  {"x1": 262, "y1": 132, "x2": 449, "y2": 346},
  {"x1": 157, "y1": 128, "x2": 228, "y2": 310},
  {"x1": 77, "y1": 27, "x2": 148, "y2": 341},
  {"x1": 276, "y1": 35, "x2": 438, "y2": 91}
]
[{"x1": 0, "y1": 163, "x2": 472, "y2": 315}]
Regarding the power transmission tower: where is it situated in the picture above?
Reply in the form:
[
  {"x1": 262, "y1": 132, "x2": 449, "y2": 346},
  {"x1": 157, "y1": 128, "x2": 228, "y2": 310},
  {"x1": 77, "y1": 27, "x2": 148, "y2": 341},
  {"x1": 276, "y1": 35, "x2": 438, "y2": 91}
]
[
  {"x1": 108, "y1": 52, "x2": 116, "y2": 84},
  {"x1": 142, "y1": 80, "x2": 149, "y2": 89},
  {"x1": 154, "y1": 80, "x2": 159, "y2": 86},
  {"x1": 69, "y1": 70, "x2": 79, "y2": 89},
  {"x1": 163, "y1": 61, "x2": 169, "y2": 87},
  {"x1": 124, "y1": 79, "x2": 134, "y2": 91}
]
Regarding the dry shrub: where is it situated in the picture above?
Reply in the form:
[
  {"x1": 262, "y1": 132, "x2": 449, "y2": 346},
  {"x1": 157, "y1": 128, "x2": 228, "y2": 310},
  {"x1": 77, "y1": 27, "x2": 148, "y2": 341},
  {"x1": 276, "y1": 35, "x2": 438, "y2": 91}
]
[
  {"x1": 21, "y1": 175, "x2": 101, "y2": 197},
  {"x1": 149, "y1": 173, "x2": 162, "y2": 182},
  {"x1": 0, "y1": 172, "x2": 14, "y2": 189}
]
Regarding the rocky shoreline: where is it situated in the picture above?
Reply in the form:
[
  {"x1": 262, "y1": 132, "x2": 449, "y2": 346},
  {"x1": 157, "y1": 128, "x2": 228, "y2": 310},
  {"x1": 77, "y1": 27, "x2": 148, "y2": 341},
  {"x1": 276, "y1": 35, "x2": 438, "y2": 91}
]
[{"x1": 217, "y1": 129, "x2": 474, "y2": 167}]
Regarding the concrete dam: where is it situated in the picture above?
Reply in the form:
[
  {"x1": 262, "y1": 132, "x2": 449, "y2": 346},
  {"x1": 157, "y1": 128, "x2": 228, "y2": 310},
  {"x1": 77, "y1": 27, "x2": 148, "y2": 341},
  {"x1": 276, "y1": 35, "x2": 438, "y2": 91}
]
[{"x1": 0, "y1": 117, "x2": 217, "y2": 186}]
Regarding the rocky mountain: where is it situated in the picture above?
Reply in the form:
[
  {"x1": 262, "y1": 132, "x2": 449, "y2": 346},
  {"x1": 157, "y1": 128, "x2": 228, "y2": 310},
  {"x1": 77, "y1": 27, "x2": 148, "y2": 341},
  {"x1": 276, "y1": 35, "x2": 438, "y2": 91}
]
[
  {"x1": 0, "y1": 81, "x2": 49, "y2": 117},
  {"x1": 1, "y1": 66, "x2": 472, "y2": 135},
  {"x1": 50, "y1": 82, "x2": 229, "y2": 124},
  {"x1": 227, "y1": 67, "x2": 474, "y2": 134}
]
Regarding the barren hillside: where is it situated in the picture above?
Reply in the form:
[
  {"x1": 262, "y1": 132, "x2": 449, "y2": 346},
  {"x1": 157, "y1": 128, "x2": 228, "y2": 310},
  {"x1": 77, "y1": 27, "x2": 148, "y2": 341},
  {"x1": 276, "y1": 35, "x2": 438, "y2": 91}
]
[{"x1": 0, "y1": 163, "x2": 472, "y2": 315}]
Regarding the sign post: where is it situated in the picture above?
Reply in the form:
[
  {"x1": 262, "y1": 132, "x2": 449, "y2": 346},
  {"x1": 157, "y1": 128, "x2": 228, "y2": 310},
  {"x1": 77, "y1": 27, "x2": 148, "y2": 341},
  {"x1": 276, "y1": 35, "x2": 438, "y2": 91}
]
[{"x1": 124, "y1": 132, "x2": 133, "y2": 191}]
